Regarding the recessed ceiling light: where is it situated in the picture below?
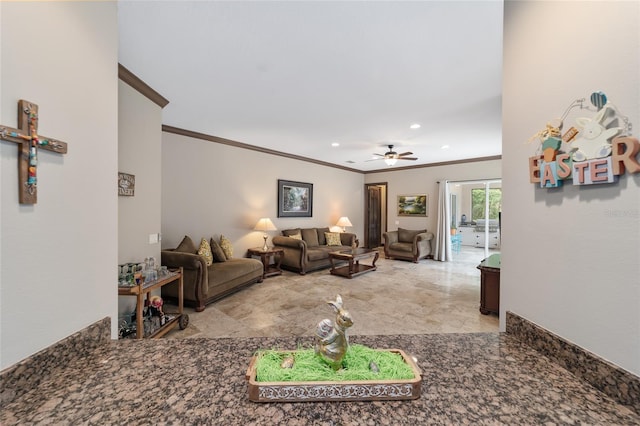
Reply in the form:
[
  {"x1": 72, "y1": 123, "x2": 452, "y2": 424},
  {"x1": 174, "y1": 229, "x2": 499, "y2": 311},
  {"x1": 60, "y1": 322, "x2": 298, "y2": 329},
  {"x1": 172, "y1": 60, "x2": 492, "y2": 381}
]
[
  {"x1": 441, "y1": 145, "x2": 450, "y2": 150},
  {"x1": 331, "y1": 142, "x2": 340, "y2": 147},
  {"x1": 410, "y1": 123, "x2": 421, "y2": 129}
]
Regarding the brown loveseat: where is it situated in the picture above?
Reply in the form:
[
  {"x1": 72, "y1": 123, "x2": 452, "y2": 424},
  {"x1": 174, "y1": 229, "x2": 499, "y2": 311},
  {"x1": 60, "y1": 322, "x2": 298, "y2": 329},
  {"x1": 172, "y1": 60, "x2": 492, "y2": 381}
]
[
  {"x1": 161, "y1": 236, "x2": 263, "y2": 312},
  {"x1": 383, "y1": 228, "x2": 434, "y2": 263},
  {"x1": 272, "y1": 227, "x2": 358, "y2": 274}
]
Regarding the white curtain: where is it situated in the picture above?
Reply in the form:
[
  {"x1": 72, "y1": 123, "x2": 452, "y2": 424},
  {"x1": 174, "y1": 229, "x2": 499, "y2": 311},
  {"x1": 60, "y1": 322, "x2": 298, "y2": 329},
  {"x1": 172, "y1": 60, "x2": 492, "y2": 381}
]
[{"x1": 434, "y1": 180, "x2": 452, "y2": 261}]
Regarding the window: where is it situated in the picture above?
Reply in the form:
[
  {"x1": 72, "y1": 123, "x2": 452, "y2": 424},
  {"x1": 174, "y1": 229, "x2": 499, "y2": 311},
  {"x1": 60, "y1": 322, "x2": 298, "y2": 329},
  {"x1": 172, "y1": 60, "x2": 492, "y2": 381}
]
[{"x1": 471, "y1": 188, "x2": 501, "y2": 221}]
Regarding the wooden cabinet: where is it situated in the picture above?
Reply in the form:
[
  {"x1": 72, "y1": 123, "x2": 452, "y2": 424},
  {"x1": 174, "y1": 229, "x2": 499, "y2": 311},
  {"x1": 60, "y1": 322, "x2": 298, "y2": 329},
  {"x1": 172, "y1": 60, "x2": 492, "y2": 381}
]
[
  {"x1": 487, "y1": 232, "x2": 500, "y2": 248},
  {"x1": 477, "y1": 254, "x2": 500, "y2": 315},
  {"x1": 459, "y1": 226, "x2": 500, "y2": 248},
  {"x1": 474, "y1": 232, "x2": 484, "y2": 247},
  {"x1": 458, "y1": 227, "x2": 475, "y2": 246}
]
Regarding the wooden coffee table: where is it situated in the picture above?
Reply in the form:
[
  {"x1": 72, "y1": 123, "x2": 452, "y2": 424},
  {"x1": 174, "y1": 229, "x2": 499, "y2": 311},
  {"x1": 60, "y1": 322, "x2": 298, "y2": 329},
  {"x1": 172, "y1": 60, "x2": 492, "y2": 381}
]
[{"x1": 329, "y1": 248, "x2": 379, "y2": 279}]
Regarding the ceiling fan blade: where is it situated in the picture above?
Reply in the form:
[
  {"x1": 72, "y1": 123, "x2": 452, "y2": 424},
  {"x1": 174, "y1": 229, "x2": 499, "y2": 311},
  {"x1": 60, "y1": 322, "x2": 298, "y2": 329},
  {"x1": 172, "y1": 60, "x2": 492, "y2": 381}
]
[
  {"x1": 398, "y1": 157, "x2": 418, "y2": 161},
  {"x1": 372, "y1": 153, "x2": 385, "y2": 157},
  {"x1": 397, "y1": 152, "x2": 413, "y2": 157},
  {"x1": 365, "y1": 157, "x2": 384, "y2": 162}
]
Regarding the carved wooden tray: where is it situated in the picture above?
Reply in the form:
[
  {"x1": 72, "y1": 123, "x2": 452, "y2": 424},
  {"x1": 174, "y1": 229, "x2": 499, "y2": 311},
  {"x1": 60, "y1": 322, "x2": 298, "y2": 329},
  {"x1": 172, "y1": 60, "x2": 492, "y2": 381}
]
[{"x1": 246, "y1": 349, "x2": 422, "y2": 402}]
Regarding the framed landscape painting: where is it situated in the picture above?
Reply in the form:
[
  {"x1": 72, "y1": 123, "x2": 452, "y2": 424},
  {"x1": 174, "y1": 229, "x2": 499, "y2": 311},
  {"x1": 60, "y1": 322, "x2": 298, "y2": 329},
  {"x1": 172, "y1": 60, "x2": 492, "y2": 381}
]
[
  {"x1": 398, "y1": 194, "x2": 428, "y2": 217},
  {"x1": 278, "y1": 179, "x2": 313, "y2": 217}
]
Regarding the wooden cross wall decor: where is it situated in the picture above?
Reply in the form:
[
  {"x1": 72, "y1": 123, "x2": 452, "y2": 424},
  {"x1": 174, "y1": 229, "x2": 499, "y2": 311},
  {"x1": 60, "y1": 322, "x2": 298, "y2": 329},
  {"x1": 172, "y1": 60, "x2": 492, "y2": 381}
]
[{"x1": 0, "y1": 100, "x2": 68, "y2": 204}]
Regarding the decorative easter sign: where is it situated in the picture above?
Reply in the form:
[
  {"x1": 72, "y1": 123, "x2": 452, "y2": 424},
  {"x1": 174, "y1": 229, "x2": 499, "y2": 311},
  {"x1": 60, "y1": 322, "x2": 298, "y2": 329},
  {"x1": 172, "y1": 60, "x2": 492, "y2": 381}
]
[{"x1": 528, "y1": 93, "x2": 639, "y2": 188}]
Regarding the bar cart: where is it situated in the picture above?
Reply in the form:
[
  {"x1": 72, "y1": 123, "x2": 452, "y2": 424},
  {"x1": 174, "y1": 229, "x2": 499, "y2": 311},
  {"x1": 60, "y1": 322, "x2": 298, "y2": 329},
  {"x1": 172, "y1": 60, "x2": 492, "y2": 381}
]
[{"x1": 118, "y1": 267, "x2": 188, "y2": 339}]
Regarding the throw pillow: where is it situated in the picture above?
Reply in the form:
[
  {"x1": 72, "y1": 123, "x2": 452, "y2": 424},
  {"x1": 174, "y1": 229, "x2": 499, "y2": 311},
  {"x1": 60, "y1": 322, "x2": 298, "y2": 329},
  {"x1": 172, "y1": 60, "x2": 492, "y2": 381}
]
[
  {"x1": 325, "y1": 232, "x2": 342, "y2": 246},
  {"x1": 175, "y1": 235, "x2": 197, "y2": 254},
  {"x1": 316, "y1": 227, "x2": 330, "y2": 245},
  {"x1": 398, "y1": 228, "x2": 427, "y2": 243},
  {"x1": 289, "y1": 232, "x2": 302, "y2": 240},
  {"x1": 220, "y1": 235, "x2": 233, "y2": 259},
  {"x1": 209, "y1": 238, "x2": 227, "y2": 262},
  {"x1": 301, "y1": 228, "x2": 319, "y2": 247},
  {"x1": 282, "y1": 228, "x2": 301, "y2": 237},
  {"x1": 197, "y1": 238, "x2": 213, "y2": 266}
]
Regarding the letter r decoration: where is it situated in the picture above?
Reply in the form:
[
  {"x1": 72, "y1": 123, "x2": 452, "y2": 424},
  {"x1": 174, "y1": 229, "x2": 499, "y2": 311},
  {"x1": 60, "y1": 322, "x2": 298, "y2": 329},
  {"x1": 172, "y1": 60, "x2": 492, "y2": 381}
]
[{"x1": 0, "y1": 100, "x2": 68, "y2": 204}]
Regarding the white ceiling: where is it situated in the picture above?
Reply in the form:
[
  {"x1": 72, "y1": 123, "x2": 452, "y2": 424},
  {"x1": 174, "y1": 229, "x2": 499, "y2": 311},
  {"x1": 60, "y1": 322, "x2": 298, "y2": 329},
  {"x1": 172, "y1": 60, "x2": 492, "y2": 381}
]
[{"x1": 118, "y1": 1, "x2": 503, "y2": 172}]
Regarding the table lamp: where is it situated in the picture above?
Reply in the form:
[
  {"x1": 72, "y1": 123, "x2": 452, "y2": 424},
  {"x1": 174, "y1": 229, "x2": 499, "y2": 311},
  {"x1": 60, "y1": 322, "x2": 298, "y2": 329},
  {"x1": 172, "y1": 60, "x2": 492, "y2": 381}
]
[
  {"x1": 254, "y1": 218, "x2": 277, "y2": 251},
  {"x1": 336, "y1": 216, "x2": 353, "y2": 232}
]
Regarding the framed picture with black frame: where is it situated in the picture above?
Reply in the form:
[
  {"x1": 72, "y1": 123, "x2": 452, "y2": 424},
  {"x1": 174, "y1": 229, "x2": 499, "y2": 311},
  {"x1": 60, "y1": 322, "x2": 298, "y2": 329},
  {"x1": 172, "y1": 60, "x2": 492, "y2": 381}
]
[{"x1": 278, "y1": 179, "x2": 313, "y2": 217}]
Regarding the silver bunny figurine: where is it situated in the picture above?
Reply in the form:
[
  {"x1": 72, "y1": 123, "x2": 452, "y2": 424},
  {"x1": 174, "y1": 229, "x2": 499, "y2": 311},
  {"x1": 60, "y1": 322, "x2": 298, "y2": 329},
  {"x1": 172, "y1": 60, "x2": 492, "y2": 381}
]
[{"x1": 315, "y1": 294, "x2": 353, "y2": 370}]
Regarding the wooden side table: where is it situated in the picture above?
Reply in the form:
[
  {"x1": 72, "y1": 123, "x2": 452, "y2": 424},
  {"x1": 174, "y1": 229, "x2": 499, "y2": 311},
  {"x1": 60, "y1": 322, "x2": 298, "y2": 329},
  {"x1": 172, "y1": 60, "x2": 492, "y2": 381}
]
[{"x1": 247, "y1": 247, "x2": 284, "y2": 279}]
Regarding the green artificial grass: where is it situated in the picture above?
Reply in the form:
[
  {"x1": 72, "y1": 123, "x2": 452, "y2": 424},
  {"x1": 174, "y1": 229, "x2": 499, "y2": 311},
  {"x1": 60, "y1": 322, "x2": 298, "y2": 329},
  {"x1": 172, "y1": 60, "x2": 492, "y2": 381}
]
[{"x1": 255, "y1": 344, "x2": 415, "y2": 382}]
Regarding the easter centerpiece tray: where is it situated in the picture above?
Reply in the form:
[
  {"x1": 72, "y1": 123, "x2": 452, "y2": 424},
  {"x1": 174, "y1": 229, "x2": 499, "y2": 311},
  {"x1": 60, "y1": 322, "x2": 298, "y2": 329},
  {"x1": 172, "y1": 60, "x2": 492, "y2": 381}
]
[{"x1": 245, "y1": 346, "x2": 422, "y2": 402}]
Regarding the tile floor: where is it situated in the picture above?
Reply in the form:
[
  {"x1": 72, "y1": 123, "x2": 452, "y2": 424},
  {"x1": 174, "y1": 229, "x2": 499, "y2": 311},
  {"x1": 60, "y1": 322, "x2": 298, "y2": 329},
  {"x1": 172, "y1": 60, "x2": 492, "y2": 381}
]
[{"x1": 165, "y1": 246, "x2": 499, "y2": 339}]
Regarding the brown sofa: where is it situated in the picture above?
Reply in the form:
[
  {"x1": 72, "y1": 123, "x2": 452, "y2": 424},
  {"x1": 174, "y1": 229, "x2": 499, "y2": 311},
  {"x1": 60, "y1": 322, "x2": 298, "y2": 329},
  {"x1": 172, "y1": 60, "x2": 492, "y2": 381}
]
[
  {"x1": 383, "y1": 228, "x2": 434, "y2": 263},
  {"x1": 272, "y1": 227, "x2": 358, "y2": 274},
  {"x1": 161, "y1": 236, "x2": 263, "y2": 312}
]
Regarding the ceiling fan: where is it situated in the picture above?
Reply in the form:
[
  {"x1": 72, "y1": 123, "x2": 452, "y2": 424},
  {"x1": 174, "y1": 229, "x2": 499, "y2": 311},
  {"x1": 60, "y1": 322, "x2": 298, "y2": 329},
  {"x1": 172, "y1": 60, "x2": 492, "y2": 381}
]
[{"x1": 370, "y1": 145, "x2": 418, "y2": 166}]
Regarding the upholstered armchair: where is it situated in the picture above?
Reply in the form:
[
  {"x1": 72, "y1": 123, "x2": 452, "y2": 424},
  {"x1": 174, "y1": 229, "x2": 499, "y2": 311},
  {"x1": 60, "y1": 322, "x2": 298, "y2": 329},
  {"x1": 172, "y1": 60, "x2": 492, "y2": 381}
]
[{"x1": 383, "y1": 228, "x2": 434, "y2": 263}]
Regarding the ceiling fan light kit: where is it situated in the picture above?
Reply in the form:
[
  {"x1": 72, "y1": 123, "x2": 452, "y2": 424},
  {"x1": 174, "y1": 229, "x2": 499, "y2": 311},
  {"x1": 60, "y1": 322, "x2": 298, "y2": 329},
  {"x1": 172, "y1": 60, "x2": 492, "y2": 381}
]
[{"x1": 372, "y1": 145, "x2": 418, "y2": 166}]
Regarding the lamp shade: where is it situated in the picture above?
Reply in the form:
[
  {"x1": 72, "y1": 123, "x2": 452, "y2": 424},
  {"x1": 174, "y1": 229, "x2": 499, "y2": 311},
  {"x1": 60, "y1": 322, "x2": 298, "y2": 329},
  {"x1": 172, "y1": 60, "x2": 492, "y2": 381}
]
[
  {"x1": 336, "y1": 217, "x2": 353, "y2": 232},
  {"x1": 336, "y1": 217, "x2": 353, "y2": 228},
  {"x1": 254, "y1": 218, "x2": 277, "y2": 232},
  {"x1": 384, "y1": 157, "x2": 398, "y2": 166}
]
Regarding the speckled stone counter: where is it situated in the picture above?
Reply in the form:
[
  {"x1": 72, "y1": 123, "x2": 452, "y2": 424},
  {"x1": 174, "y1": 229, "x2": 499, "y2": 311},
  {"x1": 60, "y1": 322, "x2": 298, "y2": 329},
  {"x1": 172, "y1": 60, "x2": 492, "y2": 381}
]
[
  {"x1": 507, "y1": 311, "x2": 640, "y2": 415},
  {"x1": 2, "y1": 328, "x2": 639, "y2": 424}
]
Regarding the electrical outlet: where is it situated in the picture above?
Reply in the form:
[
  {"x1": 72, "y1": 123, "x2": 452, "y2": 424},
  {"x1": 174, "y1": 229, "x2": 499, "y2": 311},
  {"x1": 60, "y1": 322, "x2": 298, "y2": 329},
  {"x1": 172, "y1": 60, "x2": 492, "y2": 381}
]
[{"x1": 148, "y1": 233, "x2": 159, "y2": 244}]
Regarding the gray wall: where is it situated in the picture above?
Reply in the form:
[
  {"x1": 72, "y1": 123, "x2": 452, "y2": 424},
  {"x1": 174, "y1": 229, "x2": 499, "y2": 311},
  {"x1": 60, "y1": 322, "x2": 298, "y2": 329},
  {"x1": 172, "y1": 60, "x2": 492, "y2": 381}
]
[
  {"x1": 502, "y1": 1, "x2": 639, "y2": 375},
  {"x1": 1, "y1": 2, "x2": 118, "y2": 369},
  {"x1": 365, "y1": 159, "x2": 502, "y2": 233},
  {"x1": 117, "y1": 80, "x2": 164, "y2": 318},
  {"x1": 118, "y1": 81, "x2": 163, "y2": 264},
  {"x1": 161, "y1": 132, "x2": 365, "y2": 256}
]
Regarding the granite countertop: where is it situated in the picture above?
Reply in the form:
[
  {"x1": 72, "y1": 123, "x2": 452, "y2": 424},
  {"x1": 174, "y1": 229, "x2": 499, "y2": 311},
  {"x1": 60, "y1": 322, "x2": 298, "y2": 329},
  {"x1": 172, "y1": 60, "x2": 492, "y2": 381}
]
[{"x1": 2, "y1": 333, "x2": 638, "y2": 425}]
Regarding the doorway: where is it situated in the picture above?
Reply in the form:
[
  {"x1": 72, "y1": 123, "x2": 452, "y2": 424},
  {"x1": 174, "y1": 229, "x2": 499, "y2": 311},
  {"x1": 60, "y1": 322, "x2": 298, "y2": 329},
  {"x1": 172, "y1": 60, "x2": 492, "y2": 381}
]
[
  {"x1": 448, "y1": 179, "x2": 501, "y2": 259},
  {"x1": 364, "y1": 183, "x2": 387, "y2": 249}
]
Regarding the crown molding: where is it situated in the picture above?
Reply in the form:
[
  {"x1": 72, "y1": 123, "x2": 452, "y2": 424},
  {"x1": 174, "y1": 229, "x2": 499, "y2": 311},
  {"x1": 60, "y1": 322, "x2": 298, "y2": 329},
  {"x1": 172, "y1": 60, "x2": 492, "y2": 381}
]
[
  {"x1": 118, "y1": 64, "x2": 170, "y2": 108},
  {"x1": 364, "y1": 155, "x2": 502, "y2": 174},
  {"x1": 161, "y1": 125, "x2": 363, "y2": 174},
  {"x1": 163, "y1": 124, "x2": 501, "y2": 174}
]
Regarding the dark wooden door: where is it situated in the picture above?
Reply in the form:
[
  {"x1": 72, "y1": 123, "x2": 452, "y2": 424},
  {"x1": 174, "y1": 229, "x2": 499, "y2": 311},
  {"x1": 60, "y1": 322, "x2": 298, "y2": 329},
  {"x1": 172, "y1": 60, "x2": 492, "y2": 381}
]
[{"x1": 366, "y1": 186, "x2": 382, "y2": 248}]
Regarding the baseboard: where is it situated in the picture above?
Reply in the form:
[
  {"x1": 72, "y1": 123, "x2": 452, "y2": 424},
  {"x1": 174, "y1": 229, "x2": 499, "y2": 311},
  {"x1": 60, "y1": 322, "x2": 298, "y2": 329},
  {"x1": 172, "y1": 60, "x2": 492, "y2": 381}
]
[
  {"x1": 0, "y1": 317, "x2": 111, "y2": 405},
  {"x1": 506, "y1": 311, "x2": 640, "y2": 416}
]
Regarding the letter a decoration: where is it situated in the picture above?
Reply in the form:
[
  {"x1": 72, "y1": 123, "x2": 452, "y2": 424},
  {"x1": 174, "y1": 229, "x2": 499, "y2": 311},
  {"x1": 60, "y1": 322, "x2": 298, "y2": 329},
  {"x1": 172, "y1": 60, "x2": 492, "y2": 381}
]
[{"x1": 0, "y1": 100, "x2": 68, "y2": 204}]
